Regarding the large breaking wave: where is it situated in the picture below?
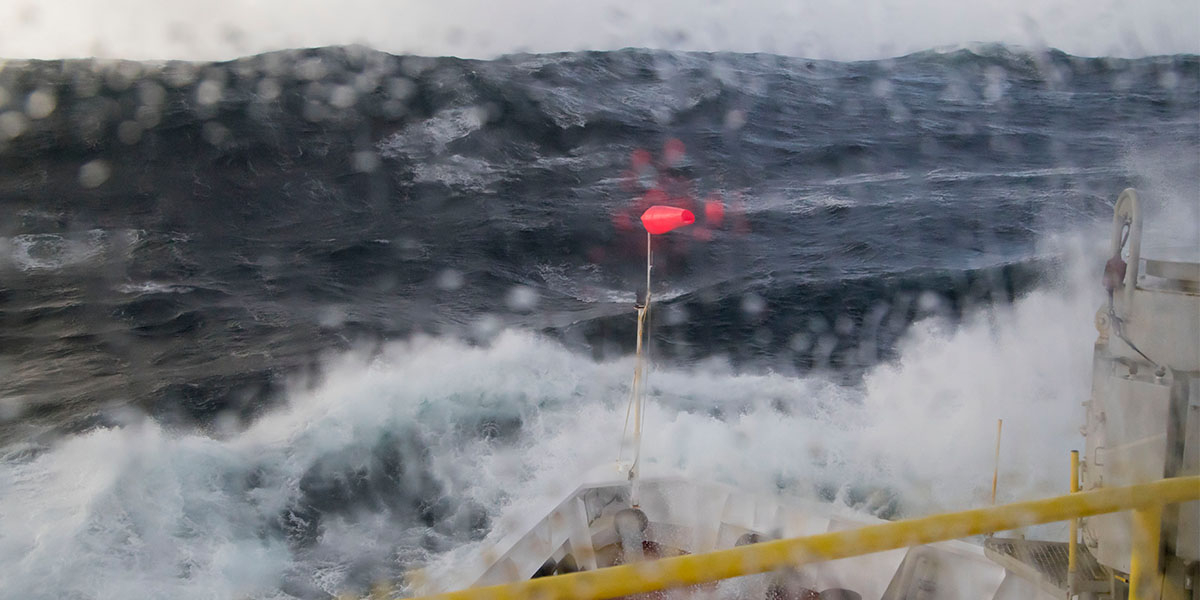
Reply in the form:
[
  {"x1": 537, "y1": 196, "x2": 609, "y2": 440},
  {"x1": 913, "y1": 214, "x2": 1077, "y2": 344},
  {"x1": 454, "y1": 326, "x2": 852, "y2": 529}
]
[{"x1": 0, "y1": 44, "x2": 1197, "y2": 598}]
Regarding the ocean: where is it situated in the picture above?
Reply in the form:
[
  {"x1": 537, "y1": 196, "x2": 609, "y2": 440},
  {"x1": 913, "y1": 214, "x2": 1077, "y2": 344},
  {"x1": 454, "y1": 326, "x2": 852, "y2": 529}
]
[{"x1": 0, "y1": 44, "x2": 1197, "y2": 598}]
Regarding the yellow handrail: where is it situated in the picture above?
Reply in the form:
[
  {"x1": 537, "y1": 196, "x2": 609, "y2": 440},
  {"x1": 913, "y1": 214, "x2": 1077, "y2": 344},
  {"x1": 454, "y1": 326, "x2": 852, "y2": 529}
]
[
  {"x1": 1130, "y1": 504, "x2": 1163, "y2": 600},
  {"x1": 407, "y1": 476, "x2": 1200, "y2": 600},
  {"x1": 1067, "y1": 449, "x2": 1080, "y2": 594}
]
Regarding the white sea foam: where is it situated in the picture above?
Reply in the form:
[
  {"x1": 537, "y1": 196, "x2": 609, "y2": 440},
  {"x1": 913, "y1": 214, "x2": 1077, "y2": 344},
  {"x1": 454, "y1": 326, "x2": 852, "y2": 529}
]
[
  {"x1": 377, "y1": 107, "x2": 486, "y2": 159},
  {"x1": 0, "y1": 229, "x2": 144, "y2": 273},
  {"x1": 115, "y1": 281, "x2": 195, "y2": 295},
  {"x1": 0, "y1": 226, "x2": 1111, "y2": 598},
  {"x1": 534, "y1": 261, "x2": 691, "y2": 304},
  {"x1": 2, "y1": 230, "x2": 106, "y2": 272},
  {"x1": 410, "y1": 155, "x2": 503, "y2": 190}
]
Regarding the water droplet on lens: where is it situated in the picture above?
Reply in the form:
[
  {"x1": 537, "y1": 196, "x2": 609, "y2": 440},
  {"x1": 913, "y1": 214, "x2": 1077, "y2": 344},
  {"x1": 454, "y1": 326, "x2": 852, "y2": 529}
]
[
  {"x1": 317, "y1": 306, "x2": 347, "y2": 328},
  {"x1": 835, "y1": 314, "x2": 856, "y2": 337},
  {"x1": 202, "y1": 121, "x2": 230, "y2": 147},
  {"x1": 330, "y1": 85, "x2": 357, "y2": 109},
  {"x1": 137, "y1": 81, "x2": 166, "y2": 107},
  {"x1": 0, "y1": 111, "x2": 29, "y2": 140},
  {"x1": 435, "y1": 269, "x2": 465, "y2": 291},
  {"x1": 1159, "y1": 70, "x2": 1179, "y2": 90},
  {"x1": 256, "y1": 78, "x2": 281, "y2": 101},
  {"x1": 0, "y1": 396, "x2": 20, "y2": 423},
  {"x1": 117, "y1": 120, "x2": 142, "y2": 145},
  {"x1": 352, "y1": 150, "x2": 380, "y2": 173},
  {"x1": 663, "y1": 303, "x2": 689, "y2": 326},
  {"x1": 723, "y1": 109, "x2": 746, "y2": 131},
  {"x1": 740, "y1": 293, "x2": 766, "y2": 317},
  {"x1": 506, "y1": 286, "x2": 539, "y2": 312},
  {"x1": 78, "y1": 160, "x2": 112, "y2": 189},
  {"x1": 196, "y1": 80, "x2": 223, "y2": 106},
  {"x1": 472, "y1": 314, "x2": 503, "y2": 341},
  {"x1": 789, "y1": 332, "x2": 812, "y2": 353},
  {"x1": 25, "y1": 88, "x2": 56, "y2": 119},
  {"x1": 295, "y1": 57, "x2": 328, "y2": 81}
]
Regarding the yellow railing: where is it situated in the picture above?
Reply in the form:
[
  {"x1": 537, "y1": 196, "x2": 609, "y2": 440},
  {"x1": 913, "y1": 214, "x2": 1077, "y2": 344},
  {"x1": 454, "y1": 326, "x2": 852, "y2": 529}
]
[{"x1": 406, "y1": 476, "x2": 1199, "y2": 600}]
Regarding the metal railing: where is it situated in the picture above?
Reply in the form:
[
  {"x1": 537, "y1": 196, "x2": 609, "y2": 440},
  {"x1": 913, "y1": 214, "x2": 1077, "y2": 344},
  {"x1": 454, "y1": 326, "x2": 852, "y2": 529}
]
[{"x1": 404, "y1": 476, "x2": 1199, "y2": 600}]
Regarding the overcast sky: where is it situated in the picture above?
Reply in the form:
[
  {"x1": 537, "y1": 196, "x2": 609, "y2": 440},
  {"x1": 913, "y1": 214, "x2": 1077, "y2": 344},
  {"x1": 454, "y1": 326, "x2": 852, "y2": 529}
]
[{"x1": 1, "y1": 0, "x2": 1197, "y2": 61}]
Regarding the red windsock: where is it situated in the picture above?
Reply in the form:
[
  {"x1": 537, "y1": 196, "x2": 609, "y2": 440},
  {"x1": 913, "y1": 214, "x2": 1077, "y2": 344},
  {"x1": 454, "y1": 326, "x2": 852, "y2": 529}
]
[{"x1": 641, "y1": 205, "x2": 695, "y2": 234}]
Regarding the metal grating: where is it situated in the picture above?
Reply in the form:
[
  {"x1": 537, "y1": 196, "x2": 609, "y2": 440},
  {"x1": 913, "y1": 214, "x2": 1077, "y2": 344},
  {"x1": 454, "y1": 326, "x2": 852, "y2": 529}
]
[{"x1": 984, "y1": 538, "x2": 1107, "y2": 591}]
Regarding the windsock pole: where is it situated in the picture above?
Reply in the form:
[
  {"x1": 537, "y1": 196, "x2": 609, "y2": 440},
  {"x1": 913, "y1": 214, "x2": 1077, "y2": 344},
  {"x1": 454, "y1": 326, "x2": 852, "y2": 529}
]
[
  {"x1": 625, "y1": 205, "x2": 694, "y2": 508},
  {"x1": 630, "y1": 232, "x2": 651, "y2": 506}
]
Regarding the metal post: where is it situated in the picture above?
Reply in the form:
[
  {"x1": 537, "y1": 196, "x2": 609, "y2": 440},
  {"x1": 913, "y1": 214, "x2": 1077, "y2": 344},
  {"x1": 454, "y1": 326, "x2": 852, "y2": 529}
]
[
  {"x1": 1129, "y1": 504, "x2": 1162, "y2": 600},
  {"x1": 1069, "y1": 450, "x2": 1079, "y2": 596},
  {"x1": 630, "y1": 232, "x2": 652, "y2": 507},
  {"x1": 629, "y1": 303, "x2": 645, "y2": 505},
  {"x1": 991, "y1": 419, "x2": 1003, "y2": 505}
]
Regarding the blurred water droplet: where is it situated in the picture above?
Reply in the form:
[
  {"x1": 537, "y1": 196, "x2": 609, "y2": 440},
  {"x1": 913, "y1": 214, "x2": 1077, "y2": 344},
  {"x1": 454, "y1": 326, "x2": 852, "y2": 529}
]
[
  {"x1": 983, "y1": 66, "x2": 1007, "y2": 103},
  {"x1": 807, "y1": 315, "x2": 829, "y2": 334},
  {"x1": 0, "y1": 396, "x2": 19, "y2": 423},
  {"x1": 135, "y1": 104, "x2": 162, "y2": 129},
  {"x1": 106, "y1": 61, "x2": 140, "y2": 91},
  {"x1": 663, "y1": 303, "x2": 689, "y2": 326},
  {"x1": 506, "y1": 286, "x2": 539, "y2": 312},
  {"x1": 1111, "y1": 71, "x2": 1134, "y2": 92},
  {"x1": 843, "y1": 97, "x2": 862, "y2": 117},
  {"x1": 752, "y1": 327, "x2": 772, "y2": 347},
  {"x1": 723, "y1": 109, "x2": 746, "y2": 131},
  {"x1": 78, "y1": 160, "x2": 112, "y2": 189},
  {"x1": 164, "y1": 62, "x2": 197, "y2": 88},
  {"x1": 317, "y1": 306, "x2": 347, "y2": 328},
  {"x1": 202, "y1": 121, "x2": 230, "y2": 147},
  {"x1": 740, "y1": 293, "x2": 766, "y2": 317},
  {"x1": 387, "y1": 77, "x2": 415, "y2": 101},
  {"x1": 353, "y1": 73, "x2": 379, "y2": 94},
  {"x1": 835, "y1": 314, "x2": 856, "y2": 337},
  {"x1": 137, "y1": 80, "x2": 166, "y2": 107},
  {"x1": 917, "y1": 291, "x2": 943, "y2": 313},
  {"x1": 256, "y1": 78, "x2": 281, "y2": 101},
  {"x1": 295, "y1": 57, "x2": 328, "y2": 81},
  {"x1": 117, "y1": 120, "x2": 142, "y2": 145},
  {"x1": 352, "y1": 150, "x2": 380, "y2": 173},
  {"x1": 212, "y1": 411, "x2": 241, "y2": 438},
  {"x1": 0, "y1": 111, "x2": 29, "y2": 140},
  {"x1": 400, "y1": 57, "x2": 433, "y2": 78},
  {"x1": 435, "y1": 269, "x2": 465, "y2": 291},
  {"x1": 71, "y1": 69, "x2": 101, "y2": 98},
  {"x1": 813, "y1": 334, "x2": 838, "y2": 368},
  {"x1": 395, "y1": 237, "x2": 428, "y2": 261},
  {"x1": 302, "y1": 99, "x2": 329, "y2": 122},
  {"x1": 196, "y1": 79, "x2": 223, "y2": 106},
  {"x1": 1159, "y1": 70, "x2": 1179, "y2": 90},
  {"x1": 471, "y1": 313, "x2": 503, "y2": 341},
  {"x1": 789, "y1": 332, "x2": 812, "y2": 353},
  {"x1": 663, "y1": 138, "x2": 686, "y2": 165},
  {"x1": 330, "y1": 85, "x2": 357, "y2": 109},
  {"x1": 382, "y1": 100, "x2": 408, "y2": 119},
  {"x1": 25, "y1": 88, "x2": 56, "y2": 119},
  {"x1": 888, "y1": 102, "x2": 911, "y2": 123}
]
